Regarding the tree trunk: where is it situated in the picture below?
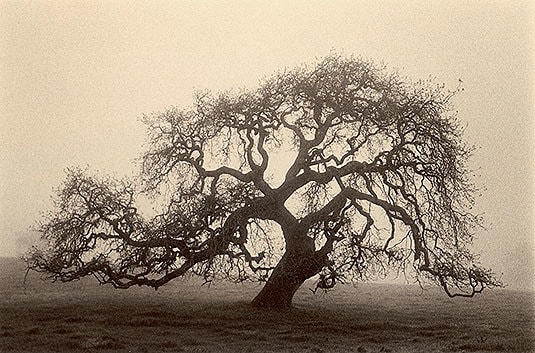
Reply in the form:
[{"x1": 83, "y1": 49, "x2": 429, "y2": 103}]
[{"x1": 251, "y1": 249, "x2": 326, "y2": 309}]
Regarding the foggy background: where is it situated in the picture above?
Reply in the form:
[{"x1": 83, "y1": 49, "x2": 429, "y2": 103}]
[{"x1": 1, "y1": 1, "x2": 533, "y2": 291}]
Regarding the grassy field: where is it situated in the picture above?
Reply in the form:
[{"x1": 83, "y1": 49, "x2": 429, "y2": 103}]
[{"x1": 0, "y1": 257, "x2": 533, "y2": 353}]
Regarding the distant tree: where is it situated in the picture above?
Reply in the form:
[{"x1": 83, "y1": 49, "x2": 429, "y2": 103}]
[{"x1": 26, "y1": 54, "x2": 501, "y2": 308}]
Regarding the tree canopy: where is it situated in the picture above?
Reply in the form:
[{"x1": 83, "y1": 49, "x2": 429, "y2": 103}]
[{"x1": 27, "y1": 54, "x2": 501, "y2": 308}]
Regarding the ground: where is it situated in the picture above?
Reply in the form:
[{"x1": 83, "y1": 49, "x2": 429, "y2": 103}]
[{"x1": 0, "y1": 257, "x2": 533, "y2": 353}]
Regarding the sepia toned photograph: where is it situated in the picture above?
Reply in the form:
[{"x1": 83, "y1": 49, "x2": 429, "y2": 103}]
[{"x1": 1, "y1": 1, "x2": 533, "y2": 352}]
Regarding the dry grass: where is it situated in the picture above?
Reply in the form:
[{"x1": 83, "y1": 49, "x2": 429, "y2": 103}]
[{"x1": 0, "y1": 257, "x2": 533, "y2": 352}]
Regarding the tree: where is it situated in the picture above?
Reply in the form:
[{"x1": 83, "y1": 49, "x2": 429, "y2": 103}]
[{"x1": 26, "y1": 54, "x2": 501, "y2": 308}]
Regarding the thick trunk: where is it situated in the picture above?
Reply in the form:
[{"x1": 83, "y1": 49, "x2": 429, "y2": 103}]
[
  {"x1": 251, "y1": 248, "x2": 327, "y2": 308},
  {"x1": 250, "y1": 270, "x2": 304, "y2": 308}
]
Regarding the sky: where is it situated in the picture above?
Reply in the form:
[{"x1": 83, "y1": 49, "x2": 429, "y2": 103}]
[{"x1": 1, "y1": 1, "x2": 533, "y2": 290}]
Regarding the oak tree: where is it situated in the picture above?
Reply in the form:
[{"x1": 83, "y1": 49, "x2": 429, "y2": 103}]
[{"x1": 27, "y1": 54, "x2": 500, "y2": 308}]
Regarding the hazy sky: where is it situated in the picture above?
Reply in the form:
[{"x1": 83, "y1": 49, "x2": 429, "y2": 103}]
[{"x1": 1, "y1": 1, "x2": 533, "y2": 290}]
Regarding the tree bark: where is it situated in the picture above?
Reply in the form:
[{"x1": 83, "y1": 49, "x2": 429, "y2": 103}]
[{"x1": 251, "y1": 248, "x2": 327, "y2": 308}]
